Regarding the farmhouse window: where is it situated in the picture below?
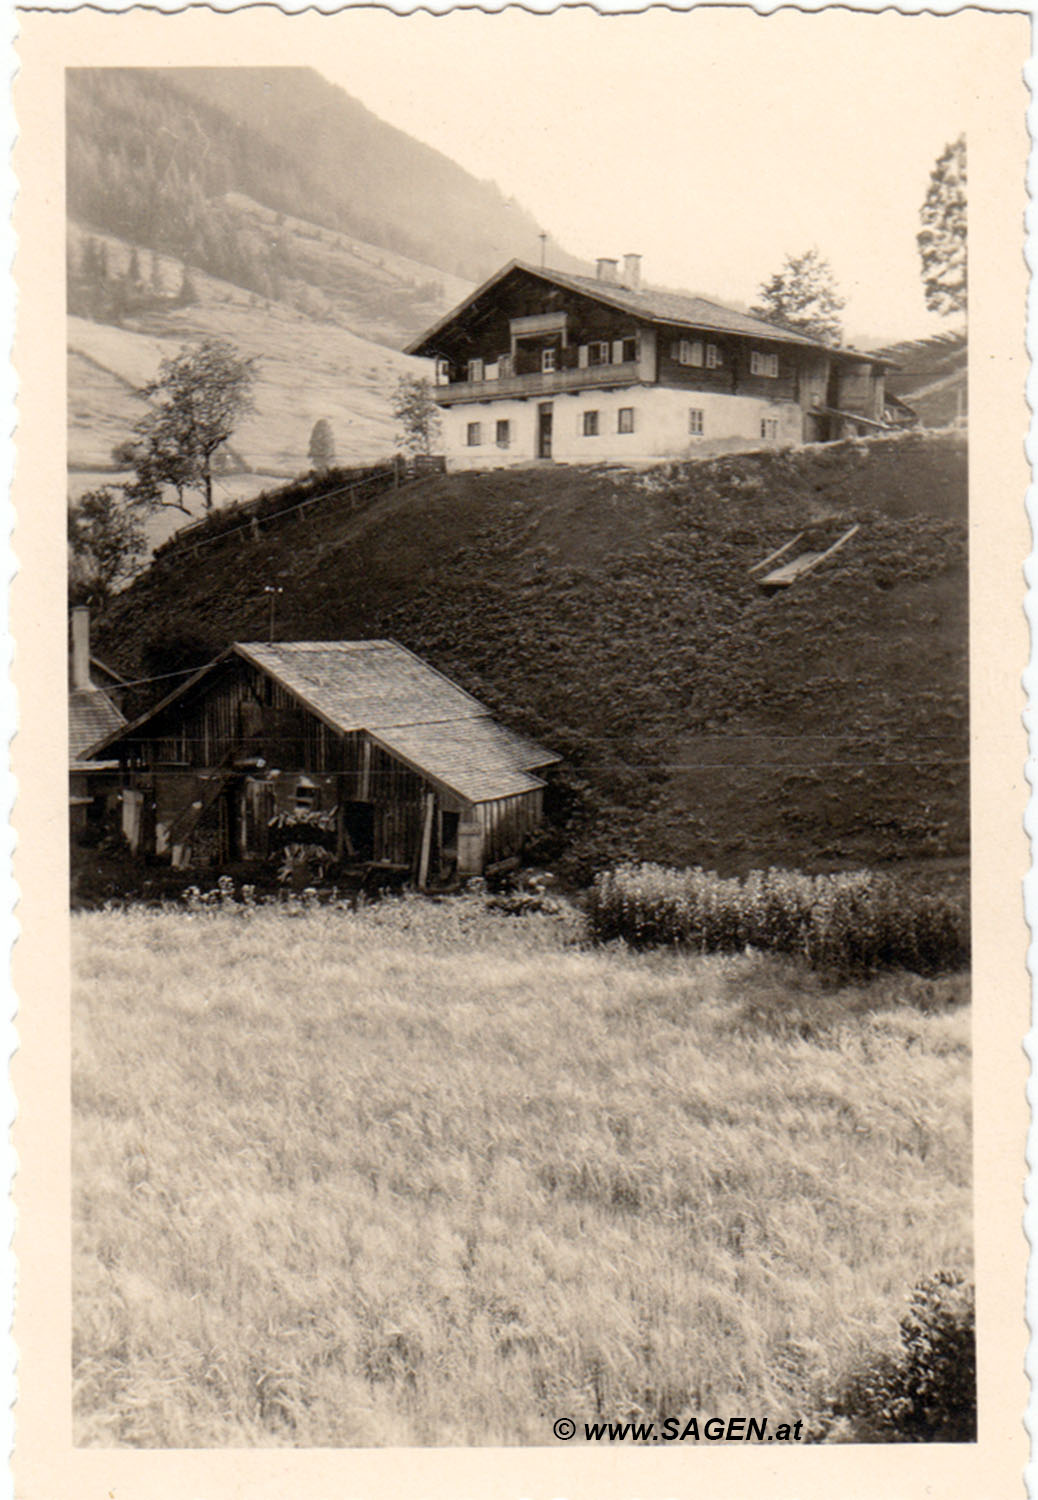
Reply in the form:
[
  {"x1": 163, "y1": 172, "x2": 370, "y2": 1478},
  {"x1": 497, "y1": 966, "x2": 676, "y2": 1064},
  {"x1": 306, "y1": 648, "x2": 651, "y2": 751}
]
[
  {"x1": 617, "y1": 407, "x2": 635, "y2": 434},
  {"x1": 466, "y1": 422, "x2": 482, "y2": 446},
  {"x1": 675, "y1": 339, "x2": 704, "y2": 367},
  {"x1": 706, "y1": 344, "x2": 722, "y2": 368},
  {"x1": 435, "y1": 358, "x2": 450, "y2": 386},
  {"x1": 588, "y1": 341, "x2": 611, "y2": 366},
  {"x1": 542, "y1": 347, "x2": 557, "y2": 373},
  {"x1": 496, "y1": 419, "x2": 511, "y2": 448},
  {"x1": 583, "y1": 410, "x2": 600, "y2": 436},
  {"x1": 622, "y1": 336, "x2": 638, "y2": 363},
  {"x1": 689, "y1": 408, "x2": 705, "y2": 435},
  {"x1": 498, "y1": 354, "x2": 514, "y2": 378},
  {"x1": 761, "y1": 417, "x2": 779, "y2": 439},
  {"x1": 751, "y1": 350, "x2": 780, "y2": 377},
  {"x1": 467, "y1": 358, "x2": 484, "y2": 382}
]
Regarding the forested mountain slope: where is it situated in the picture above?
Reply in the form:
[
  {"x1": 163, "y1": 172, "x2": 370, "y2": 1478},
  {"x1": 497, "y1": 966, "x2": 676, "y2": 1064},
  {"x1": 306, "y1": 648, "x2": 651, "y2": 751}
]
[{"x1": 67, "y1": 67, "x2": 578, "y2": 300}]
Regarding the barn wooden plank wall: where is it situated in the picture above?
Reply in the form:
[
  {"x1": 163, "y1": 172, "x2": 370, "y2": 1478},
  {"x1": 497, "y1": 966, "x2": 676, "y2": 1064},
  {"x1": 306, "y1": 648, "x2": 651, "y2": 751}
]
[{"x1": 115, "y1": 656, "x2": 549, "y2": 875}]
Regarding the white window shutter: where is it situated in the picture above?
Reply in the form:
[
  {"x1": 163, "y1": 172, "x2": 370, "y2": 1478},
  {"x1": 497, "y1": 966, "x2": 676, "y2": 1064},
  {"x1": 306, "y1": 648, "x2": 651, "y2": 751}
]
[
  {"x1": 578, "y1": 344, "x2": 589, "y2": 368},
  {"x1": 612, "y1": 340, "x2": 624, "y2": 365}
]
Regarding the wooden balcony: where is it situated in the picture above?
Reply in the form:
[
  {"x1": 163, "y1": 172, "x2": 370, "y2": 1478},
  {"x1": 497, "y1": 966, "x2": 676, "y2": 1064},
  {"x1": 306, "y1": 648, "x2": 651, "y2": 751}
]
[{"x1": 433, "y1": 361, "x2": 643, "y2": 406}]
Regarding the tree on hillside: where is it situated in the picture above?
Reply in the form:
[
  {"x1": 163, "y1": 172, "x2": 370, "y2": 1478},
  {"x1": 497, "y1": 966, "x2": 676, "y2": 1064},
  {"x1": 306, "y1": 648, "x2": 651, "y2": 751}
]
[
  {"x1": 308, "y1": 418, "x2": 336, "y2": 472},
  {"x1": 918, "y1": 135, "x2": 967, "y2": 318},
  {"x1": 177, "y1": 262, "x2": 199, "y2": 306},
  {"x1": 68, "y1": 486, "x2": 147, "y2": 607},
  {"x1": 392, "y1": 375, "x2": 442, "y2": 457},
  {"x1": 120, "y1": 339, "x2": 257, "y2": 514},
  {"x1": 751, "y1": 248, "x2": 845, "y2": 345}
]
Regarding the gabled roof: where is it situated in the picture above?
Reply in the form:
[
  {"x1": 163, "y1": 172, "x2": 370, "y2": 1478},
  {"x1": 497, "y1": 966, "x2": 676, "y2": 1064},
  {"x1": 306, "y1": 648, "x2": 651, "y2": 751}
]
[
  {"x1": 238, "y1": 641, "x2": 487, "y2": 731},
  {"x1": 69, "y1": 686, "x2": 126, "y2": 765},
  {"x1": 87, "y1": 640, "x2": 559, "y2": 806},
  {"x1": 406, "y1": 258, "x2": 890, "y2": 365}
]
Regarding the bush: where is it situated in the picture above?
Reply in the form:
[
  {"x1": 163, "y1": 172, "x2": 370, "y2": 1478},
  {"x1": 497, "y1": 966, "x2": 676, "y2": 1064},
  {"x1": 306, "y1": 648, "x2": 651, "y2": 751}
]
[
  {"x1": 587, "y1": 861, "x2": 968, "y2": 976},
  {"x1": 831, "y1": 1272, "x2": 976, "y2": 1441}
]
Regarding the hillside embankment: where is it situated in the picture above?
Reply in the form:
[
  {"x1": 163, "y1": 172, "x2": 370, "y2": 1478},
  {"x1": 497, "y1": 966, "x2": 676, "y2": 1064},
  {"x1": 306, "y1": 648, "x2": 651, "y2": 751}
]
[{"x1": 94, "y1": 430, "x2": 968, "y2": 884}]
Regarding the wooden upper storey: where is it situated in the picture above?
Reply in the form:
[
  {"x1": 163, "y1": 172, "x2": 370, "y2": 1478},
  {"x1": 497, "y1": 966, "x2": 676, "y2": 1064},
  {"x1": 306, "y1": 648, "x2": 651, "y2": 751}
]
[{"x1": 408, "y1": 262, "x2": 889, "y2": 408}]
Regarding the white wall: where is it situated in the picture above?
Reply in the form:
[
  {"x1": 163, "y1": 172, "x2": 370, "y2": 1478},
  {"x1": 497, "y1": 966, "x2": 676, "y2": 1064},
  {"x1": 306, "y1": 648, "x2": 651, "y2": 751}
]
[{"x1": 441, "y1": 385, "x2": 803, "y2": 469}]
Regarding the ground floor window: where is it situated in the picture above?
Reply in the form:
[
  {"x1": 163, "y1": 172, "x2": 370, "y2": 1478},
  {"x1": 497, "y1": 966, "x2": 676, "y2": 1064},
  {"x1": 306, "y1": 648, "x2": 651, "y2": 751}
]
[
  {"x1": 496, "y1": 419, "x2": 511, "y2": 448},
  {"x1": 689, "y1": 408, "x2": 705, "y2": 435},
  {"x1": 583, "y1": 410, "x2": 600, "y2": 436},
  {"x1": 761, "y1": 417, "x2": 779, "y2": 439},
  {"x1": 617, "y1": 407, "x2": 635, "y2": 434},
  {"x1": 466, "y1": 422, "x2": 482, "y2": 446}
]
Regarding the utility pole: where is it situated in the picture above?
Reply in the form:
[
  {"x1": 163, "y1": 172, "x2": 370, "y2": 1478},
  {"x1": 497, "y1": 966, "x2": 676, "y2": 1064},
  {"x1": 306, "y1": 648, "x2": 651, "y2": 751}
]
[{"x1": 263, "y1": 585, "x2": 283, "y2": 642}]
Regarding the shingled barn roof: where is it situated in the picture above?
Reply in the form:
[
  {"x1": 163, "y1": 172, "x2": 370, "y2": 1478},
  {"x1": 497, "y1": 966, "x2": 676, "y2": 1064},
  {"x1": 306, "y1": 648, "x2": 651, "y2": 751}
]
[
  {"x1": 87, "y1": 640, "x2": 559, "y2": 806},
  {"x1": 69, "y1": 687, "x2": 126, "y2": 765}
]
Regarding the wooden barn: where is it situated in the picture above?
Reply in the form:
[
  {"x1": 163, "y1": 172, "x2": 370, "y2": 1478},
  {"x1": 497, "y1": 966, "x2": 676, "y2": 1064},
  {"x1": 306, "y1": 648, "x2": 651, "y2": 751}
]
[{"x1": 85, "y1": 640, "x2": 560, "y2": 882}]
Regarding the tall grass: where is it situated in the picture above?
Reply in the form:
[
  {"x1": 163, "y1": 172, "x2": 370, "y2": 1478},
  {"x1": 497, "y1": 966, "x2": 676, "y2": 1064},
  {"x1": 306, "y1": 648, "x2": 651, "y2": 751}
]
[
  {"x1": 72, "y1": 897, "x2": 971, "y2": 1446},
  {"x1": 588, "y1": 863, "x2": 969, "y2": 976}
]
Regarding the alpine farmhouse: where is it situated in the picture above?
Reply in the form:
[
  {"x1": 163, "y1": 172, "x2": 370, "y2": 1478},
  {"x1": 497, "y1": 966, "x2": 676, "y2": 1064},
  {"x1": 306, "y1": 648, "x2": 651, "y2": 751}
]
[{"x1": 407, "y1": 257, "x2": 892, "y2": 469}]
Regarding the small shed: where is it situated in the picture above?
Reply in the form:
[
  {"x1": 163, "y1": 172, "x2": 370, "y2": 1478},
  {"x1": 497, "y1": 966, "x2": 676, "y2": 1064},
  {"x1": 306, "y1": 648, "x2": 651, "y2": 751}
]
[
  {"x1": 69, "y1": 606, "x2": 127, "y2": 839},
  {"x1": 85, "y1": 640, "x2": 560, "y2": 882}
]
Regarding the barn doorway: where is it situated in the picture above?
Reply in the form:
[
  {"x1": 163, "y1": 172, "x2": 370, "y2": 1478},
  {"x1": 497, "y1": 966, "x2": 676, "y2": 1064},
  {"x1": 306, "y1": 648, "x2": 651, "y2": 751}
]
[
  {"x1": 538, "y1": 402, "x2": 553, "y2": 459},
  {"x1": 343, "y1": 801, "x2": 375, "y2": 861}
]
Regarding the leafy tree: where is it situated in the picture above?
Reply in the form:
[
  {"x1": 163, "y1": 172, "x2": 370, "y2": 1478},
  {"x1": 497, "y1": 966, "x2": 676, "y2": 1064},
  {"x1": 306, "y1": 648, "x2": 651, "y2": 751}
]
[
  {"x1": 68, "y1": 486, "x2": 147, "y2": 607},
  {"x1": 918, "y1": 135, "x2": 967, "y2": 318},
  {"x1": 392, "y1": 374, "x2": 442, "y2": 457},
  {"x1": 120, "y1": 338, "x2": 257, "y2": 513},
  {"x1": 308, "y1": 418, "x2": 336, "y2": 472},
  {"x1": 751, "y1": 247, "x2": 846, "y2": 345}
]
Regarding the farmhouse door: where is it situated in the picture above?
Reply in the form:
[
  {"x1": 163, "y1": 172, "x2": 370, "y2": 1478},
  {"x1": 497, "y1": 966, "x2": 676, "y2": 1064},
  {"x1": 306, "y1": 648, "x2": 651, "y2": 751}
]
[{"x1": 538, "y1": 402, "x2": 553, "y2": 459}]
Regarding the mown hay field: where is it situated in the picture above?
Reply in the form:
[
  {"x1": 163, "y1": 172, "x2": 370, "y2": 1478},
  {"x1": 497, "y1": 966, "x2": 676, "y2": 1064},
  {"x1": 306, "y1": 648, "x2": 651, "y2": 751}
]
[{"x1": 72, "y1": 897, "x2": 971, "y2": 1446}]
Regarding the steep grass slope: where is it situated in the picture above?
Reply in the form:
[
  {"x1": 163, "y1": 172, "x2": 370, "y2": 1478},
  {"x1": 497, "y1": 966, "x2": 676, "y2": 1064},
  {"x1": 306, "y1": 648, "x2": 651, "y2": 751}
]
[{"x1": 94, "y1": 431, "x2": 968, "y2": 881}]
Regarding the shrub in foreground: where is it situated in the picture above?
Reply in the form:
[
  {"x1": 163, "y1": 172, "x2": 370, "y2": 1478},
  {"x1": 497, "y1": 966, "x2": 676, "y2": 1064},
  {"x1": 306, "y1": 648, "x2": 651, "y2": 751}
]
[
  {"x1": 828, "y1": 1272, "x2": 976, "y2": 1442},
  {"x1": 588, "y1": 862, "x2": 968, "y2": 975}
]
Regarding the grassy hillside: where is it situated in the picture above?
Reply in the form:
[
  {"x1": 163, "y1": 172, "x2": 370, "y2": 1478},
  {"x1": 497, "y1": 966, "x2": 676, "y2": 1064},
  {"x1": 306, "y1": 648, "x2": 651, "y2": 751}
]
[
  {"x1": 73, "y1": 898, "x2": 971, "y2": 1446},
  {"x1": 67, "y1": 224, "x2": 427, "y2": 518},
  {"x1": 878, "y1": 332, "x2": 967, "y2": 428},
  {"x1": 93, "y1": 430, "x2": 968, "y2": 883}
]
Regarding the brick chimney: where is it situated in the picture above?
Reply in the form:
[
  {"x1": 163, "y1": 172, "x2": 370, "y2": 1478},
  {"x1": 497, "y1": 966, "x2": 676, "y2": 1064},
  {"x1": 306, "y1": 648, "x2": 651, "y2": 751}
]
[
  {"x1": 596, "y1": 257, "x2": 619, "y2": 284},
  {"x1": 622, "y1": 254, "x2": 642, "y2": 290},
  {"x1": 71, "y1": 606, "x2": 93, "y2": 691}
]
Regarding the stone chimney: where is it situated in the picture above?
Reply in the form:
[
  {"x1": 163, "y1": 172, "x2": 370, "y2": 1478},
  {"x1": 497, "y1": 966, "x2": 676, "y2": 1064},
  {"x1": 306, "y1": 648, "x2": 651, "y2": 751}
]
[
  {"x1": 623, "y1": 254, "x2": 642, "y2": 290},
  {"x1": 71, "y1": 606, "x2": 93, "y2": 691},
  {"x1": 596, "y1": 257, "x2": 619, "y2": 284}
]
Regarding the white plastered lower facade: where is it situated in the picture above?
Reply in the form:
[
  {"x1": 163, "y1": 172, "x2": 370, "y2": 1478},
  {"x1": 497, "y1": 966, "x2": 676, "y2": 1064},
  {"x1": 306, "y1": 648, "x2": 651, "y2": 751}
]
[{"x1": 441, "y1": 385, "x2": 804, "y2": 469}]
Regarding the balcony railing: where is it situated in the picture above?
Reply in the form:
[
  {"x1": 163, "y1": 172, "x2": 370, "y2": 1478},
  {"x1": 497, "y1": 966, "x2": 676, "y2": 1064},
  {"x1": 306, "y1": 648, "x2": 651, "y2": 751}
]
[{"x1": 433, "y1": 361, "x2": 642, "y2": 405}]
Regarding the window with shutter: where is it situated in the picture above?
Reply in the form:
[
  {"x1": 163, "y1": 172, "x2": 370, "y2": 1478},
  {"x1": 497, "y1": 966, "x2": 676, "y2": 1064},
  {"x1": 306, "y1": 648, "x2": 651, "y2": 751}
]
[
  {"x1": 689, "y1": 408, "x2": 705, "y2": 435},
  {"x1": 466, "y1": 422, "x2": 482, "y2": 446},
  {"x1": 583, "y1": 410, "x2": 600, "y2": 436},
  {"x1": 617, "y1": 408, "x2": 635, "y2": 434}
]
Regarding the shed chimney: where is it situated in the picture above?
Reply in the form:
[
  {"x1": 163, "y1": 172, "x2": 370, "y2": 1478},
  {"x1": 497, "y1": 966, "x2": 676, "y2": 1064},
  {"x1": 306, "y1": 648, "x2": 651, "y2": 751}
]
[
  {"x1": 622, "y1": 254, "x2": 642, "y2": 290},
  {"x1": 71, "y1": 606, "x2": 93, "y2": 691},
  {"x1": 596, "y1": 257, "x2": 619, "y2": 284}
]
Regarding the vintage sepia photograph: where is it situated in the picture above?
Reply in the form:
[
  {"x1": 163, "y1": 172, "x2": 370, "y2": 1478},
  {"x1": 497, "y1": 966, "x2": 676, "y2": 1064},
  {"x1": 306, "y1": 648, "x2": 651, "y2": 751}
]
[{"x1": 9, "y1": 3, "x2": 1029, "y2": 1491}]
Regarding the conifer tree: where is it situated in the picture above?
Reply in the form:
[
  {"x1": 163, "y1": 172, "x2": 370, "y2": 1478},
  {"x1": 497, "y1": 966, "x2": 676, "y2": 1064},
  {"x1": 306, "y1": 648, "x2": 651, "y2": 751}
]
[
  {"x1": 918, "y1": 135, "x2": 967, "y2": 318},
  {"x1": 751, "y1": 248, "x2": 845, "y2": 346}
]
